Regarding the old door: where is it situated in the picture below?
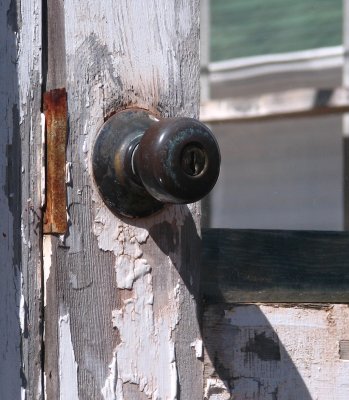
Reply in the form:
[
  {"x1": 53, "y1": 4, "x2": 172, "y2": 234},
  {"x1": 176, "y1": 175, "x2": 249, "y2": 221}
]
[
  {"x1": 42, "y1": 1, "x2": 206, "y2": 399},
  {"x1": 2, "y1": 1, "x2": 349, "y2": 399},
  {"x1": 1, "y1": 0, "x2": 206, "y2": 399}
]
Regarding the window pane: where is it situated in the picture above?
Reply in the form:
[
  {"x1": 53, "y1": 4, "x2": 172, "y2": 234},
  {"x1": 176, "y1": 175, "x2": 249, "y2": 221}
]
[
  {"x1": 211, "y1": 0, "x2": 342, "y2": 61},
  {"x1": 209, "y1": 115, "x2": 343, "y2": 230}
]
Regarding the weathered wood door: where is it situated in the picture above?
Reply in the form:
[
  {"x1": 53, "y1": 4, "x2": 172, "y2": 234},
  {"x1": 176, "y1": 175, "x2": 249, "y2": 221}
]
[
  {"x1": 2, "y1": 1, "x2": 349, "y2": 399},
  {"x1": 1, "y1": 0, "x2": 203, "y2": 399},
  {"x1": 43, "y1": 1, "x2": 205, "y2": 399}
]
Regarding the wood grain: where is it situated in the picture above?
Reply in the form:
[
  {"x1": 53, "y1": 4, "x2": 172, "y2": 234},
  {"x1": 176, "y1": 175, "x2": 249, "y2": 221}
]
[
  {"x1": 202, "y1": 228, "x2": 349, "y2": 302},
  {"x1": 20, "y1": 0, "x2": 44, "y2": 396},
  {"x1": 0, "y1": 0, "x2": 43, "y2": 398},
  {"x1": 43, "y1": 0, "x2": 67, "y2": 397},
  {"x1": 44, "y1": 1, "x2": 203, "y2": 399},
  {"x1": 203, "y1": 303, "x2": 349, "y2": 399}
]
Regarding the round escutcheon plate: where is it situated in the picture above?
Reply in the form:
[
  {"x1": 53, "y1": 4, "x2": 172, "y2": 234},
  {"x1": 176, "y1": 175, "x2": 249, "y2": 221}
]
[{"x1": 92, "y1": 109, "x2": 164, "y2": 218}]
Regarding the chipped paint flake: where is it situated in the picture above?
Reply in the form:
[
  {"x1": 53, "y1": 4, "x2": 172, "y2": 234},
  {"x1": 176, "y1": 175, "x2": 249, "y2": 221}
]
[
  {"x1": 101, "y1": 350, "x2": 117, "y2": 399},
  {"x1": 190, "y1": 339, "x2": 203, "y2": 359},
  {"x1": 41, "y1": 113, "x2": 46, "y2": 207},
  {"x1": 204, "y1": 378, "x2": 230, "y2": 400},
  {"x1": 95, "y1": 206, "x2": 181, "y2": 400},
  {"x1": 19, "y1": 273, "x2": 25, "y2": 334},
  {"x1": 43, "y1": 235, "x2": 52, "y2": 307},
  {"x1": 65, "y1": 161, "x2": 72, "y2": 184},
  {"x1": 59, "y1": 313, "x2": 79, "y2": 400},
  {"x1": 115, "y1": 256, "x2": 151, "y2": 290},
  {"x1": 204, "y1": 304, "x2": 349, "y2": 399},
  {"x1": 21, "y1": 219, "x2": 28, "y2": 247}
]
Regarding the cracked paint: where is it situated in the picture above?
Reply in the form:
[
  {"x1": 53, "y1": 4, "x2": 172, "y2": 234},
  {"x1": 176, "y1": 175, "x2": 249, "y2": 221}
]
[
  {"x1": 59, "y1": 313, "x2": 78, "y2": 400},
  {"x1": 94, "y1": 205, "x2": 181, "y2": 400},
  {"x1": 204, "y1": 304, "x2": 349, "y2": 399},
  {"x1": 101, "y1": 350, "x2": 117, "y2": 399},
  {"x1": 43, "y1": 235, "x2": 52, "y2": 307},
  {"x1": 204, "y1": 378, "x2": 230, "y2": 400}
]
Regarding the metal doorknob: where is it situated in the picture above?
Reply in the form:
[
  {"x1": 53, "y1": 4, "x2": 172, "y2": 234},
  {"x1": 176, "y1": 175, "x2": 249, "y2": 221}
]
[{"x1": 92, "y1": 108, "x2": 220, "y2": 218}]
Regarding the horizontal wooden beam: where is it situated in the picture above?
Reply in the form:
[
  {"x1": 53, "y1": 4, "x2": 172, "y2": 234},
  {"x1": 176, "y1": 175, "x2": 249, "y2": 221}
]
[
  {"x1": 201, "y1": 228, "x2": 349, "y2": 303},
  {"x1": 208, "y1": 46, "x2": 343, "y2": 82},
  {"x1": 200, "y1": 87, "x2": 349, "y2": 123}
]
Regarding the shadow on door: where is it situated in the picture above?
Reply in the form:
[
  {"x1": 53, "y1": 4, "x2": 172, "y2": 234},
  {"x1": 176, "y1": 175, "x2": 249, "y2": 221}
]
[
  {"x1": 146, "y1": 206, "x2": 312, "y2": 399},
  {"x1": 202, "y1": 303, "x2": 313, "y2": 399}
]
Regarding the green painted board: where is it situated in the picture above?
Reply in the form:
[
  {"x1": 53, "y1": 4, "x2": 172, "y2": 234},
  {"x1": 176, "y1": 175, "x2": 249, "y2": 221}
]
[
  {"x1": 201, "y1": 228, "x2": 349, "y2": 303},
  {"x1": 211, "y1": 0, "x2": 342, "y2": 61}
]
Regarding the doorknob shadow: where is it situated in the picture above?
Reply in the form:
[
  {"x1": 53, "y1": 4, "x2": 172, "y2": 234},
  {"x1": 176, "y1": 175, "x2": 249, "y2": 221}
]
[
  {"x1": 128, "y1": 204, "x2": 202, "y2": 302},
  {"x1": 131, "y1": 206, "x2": 313, "y2": 399}
]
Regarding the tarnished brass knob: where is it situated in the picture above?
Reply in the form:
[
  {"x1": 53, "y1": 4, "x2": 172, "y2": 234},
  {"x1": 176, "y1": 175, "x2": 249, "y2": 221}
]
[{"x1": 92, "y1": 108, "x2": 220, "y2": 218}]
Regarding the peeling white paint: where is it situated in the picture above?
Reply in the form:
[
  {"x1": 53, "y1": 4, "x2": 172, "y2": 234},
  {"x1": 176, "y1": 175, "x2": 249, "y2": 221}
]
[
  {"x1": 59, "y1": 313, "x2": 79, "y2": 400},
  {"x1": 18, "y1": 1, "x2": 41, "y2": 122},
  {"x1": 204, "y1": 378, "x2": 230, "y2": 400},
  {"x1": 59, "y1": 0, "x2": 204, "y2": 396},
  {"x1": 190, "y1": 339, "x2": 203, "y2": 359},
  {"x1": 21, "y1": 219, "x2": 28, "y2": 247},
  {"x1": 95, "y1": 205, "x2": 182, "y2": 400},
  {"x1": 43, "y1": 235, "x2": 52, "y2": 307},
  {"x1": 82, "y1": 137, "x2": 89, "y2": 170},
  {"x1": 101, "y1": 350, "x2": 117, "y2": 399},
  {"x1": 43, "y1": 373, "x2": 47, "y2": 400},
  {"x1": 116, "y1": 257, "x2": 151, "y2": 290},
  {"x1": 20, "y1": 270, "x2": 26, "y2": 400},
  {"x1": 205, "y1": 304, "x2": 349, "y2": 399},
  {"x1": 65, "y1": 161, "x2": 72, "y2": 184},
  {"x1": 41, "y1": 113, "x2": 46, "y2": 207},
  {"x1": 19, "y1": 273, "x2": 25, "y2": 334},
  {"x1": 13, "y1": 0, "x2": 44, "y2": 396}
]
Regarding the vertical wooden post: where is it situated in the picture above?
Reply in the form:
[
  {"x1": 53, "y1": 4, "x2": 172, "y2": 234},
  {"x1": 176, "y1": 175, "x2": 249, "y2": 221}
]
[
  {"x1": 200, "y1": 0, "x2": 211, "y2": 103},
  {"x1": 20, "y1": 0, "x2": 44, "y2": 394},
  {"x1": 343, "y1": 0, "x2": 349, "y2": 229},
  {"x1": 44, "y1": 1, "x2": 203, "y2": 398},
  {"x1": 0, "y1": 0, "x2": 43, "y2": 398},
  {"x1": 0, "y1": 1, "x2": 22, "y2": 397},
  {"x1": 200, "y1": 0, "x2": 212, "y2": 227}
]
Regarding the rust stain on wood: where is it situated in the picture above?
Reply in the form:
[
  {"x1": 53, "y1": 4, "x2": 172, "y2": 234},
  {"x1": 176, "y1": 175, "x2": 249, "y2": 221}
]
[{"x1": 43, "y1": 88, "x2": 68, "y2": 233}]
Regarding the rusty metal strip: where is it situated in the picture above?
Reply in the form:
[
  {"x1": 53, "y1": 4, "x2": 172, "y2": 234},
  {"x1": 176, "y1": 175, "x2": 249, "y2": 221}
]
[{"x1": 43, "y1": 88, "x2": 67, "y2": 233}]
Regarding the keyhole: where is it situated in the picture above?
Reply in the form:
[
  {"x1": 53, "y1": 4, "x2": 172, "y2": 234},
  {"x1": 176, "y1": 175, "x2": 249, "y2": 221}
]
[{"x1": 181, "y1": 144, "x2": 207, "y2": 176}]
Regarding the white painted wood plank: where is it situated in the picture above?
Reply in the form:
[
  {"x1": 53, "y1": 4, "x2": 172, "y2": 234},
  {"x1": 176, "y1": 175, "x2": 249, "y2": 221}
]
[
  {"x1": 200, "y1": 87, "x2": 349, "y2": 123},
  {"x1": 45, "y1": 1, "x2": 203, "y2": 399},
  {"x1": 18, "y1": 0, "x2": 44, "y2": 397},
  {"x1": 203, "y1": 304, "x2": 349, "y2": 400},
  {"x1": 209, "y1": 46, "x2": 343, "y2": 82}
]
